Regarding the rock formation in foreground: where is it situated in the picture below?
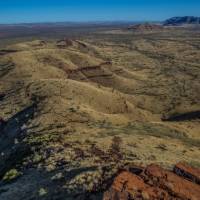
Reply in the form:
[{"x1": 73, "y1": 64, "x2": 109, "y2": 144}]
[{"x1": 103, "y1": 162, "x2": 200, "y2": 200}]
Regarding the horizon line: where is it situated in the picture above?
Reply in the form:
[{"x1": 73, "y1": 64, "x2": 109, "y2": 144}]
[
  {"x1": 0, "y1": 16, "x2": 199, "y2": 26},
  {"x1": 0, "y1": 20, "x2": 162, "y2": 26}
]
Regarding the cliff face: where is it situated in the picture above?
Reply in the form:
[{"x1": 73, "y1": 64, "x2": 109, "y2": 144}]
[{"x1": 164, "y1": 16, "x2": 200, "y2": 26}]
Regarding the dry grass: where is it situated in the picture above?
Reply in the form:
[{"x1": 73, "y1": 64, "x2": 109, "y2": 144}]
[{"x1": 0, "y1": 28, "x2": 200, "y2": 199}]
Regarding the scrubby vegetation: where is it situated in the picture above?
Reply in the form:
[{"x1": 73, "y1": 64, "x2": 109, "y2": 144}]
[
  {"x1": 2, "y1": 169, "x2": 22, "y2": 182},
  {"x1": 0, "y1": 26, "x2": 199, "y2": 199}
]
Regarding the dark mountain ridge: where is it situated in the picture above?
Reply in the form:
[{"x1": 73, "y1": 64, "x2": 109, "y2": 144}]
[{"x1": 164, "y1": 16, "x2": 200, "y2": 26}]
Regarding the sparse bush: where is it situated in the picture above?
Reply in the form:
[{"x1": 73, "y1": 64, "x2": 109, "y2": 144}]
[
  {"x1": 38, "y1": 188, "x2": 48, "y2": 196},
  {"x1": 90, "y1": 144, "x2": 106, "y2": 160},
  {"x1": 69, "y1": 107, "x2": 77, "y2": 113},
  {"x1": 56, "y1": 123, "x2": 66, "y2": 128},
  {"x1": 156, "y1": 144, "x2": 168, "y2": 151},
  {"x1": 109, "y1": 136, "x2": 123, "y2": 160},
  {"x1": 74, "y1": 148, "x2": 85, "y2": 159},
  {"x1": 3, "y1": 169, "x2": 22, "y2": 182},
  {"x1": 51, "y1": 172, "x2": 63, "y2": 181},
  {"x1": 32, "y1": 153, "x2": 43, "y2": 163}
]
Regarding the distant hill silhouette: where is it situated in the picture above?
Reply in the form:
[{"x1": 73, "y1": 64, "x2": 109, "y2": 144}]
[
  {"x1": 164, "y1": 16, "x2": 200, "y2": 26},
  {"x1": 128, "y1": 23, "x2": 163, "y2": 31}
]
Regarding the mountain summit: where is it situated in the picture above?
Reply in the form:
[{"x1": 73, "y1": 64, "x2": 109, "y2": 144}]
[{"x1": 164, "y1": 16, "x2": 200, "y2": 26}]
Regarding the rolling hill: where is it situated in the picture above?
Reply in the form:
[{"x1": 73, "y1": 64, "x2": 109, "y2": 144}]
[{"x1": 0, "y1": 27, "x2": 200, "y2": 199}]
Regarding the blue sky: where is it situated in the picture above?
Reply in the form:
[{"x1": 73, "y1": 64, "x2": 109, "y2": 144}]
[{"x1": 0, "y1": 0, "x2": 199, "y2": 23}]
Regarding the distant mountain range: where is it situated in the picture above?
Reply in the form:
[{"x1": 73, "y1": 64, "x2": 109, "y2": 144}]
[
  {"x1": 164, "y1": 16, "x2": 200, "y2": 26},
  {"x1": 128, "y1": 23, "x2": 163, "y2": 31}
]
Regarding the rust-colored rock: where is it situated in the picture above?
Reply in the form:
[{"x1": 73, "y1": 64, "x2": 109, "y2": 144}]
[
  {"x1": 174, "y1": 162, "x2": 200, "y2": 184},
  {"x1": 145, "y1": 164, "x2": 200, "y2": 200},
  {"x1": 103, "y1": 171, "x2": 169, "y2": 200},
  {"x1": 103, "y1": 163, "x2": 200, "y2": 200}
]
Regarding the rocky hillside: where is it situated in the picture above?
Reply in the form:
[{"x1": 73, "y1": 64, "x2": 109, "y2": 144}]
[
  {"x1": 0, "y1": 28, "x2": 200, "y2": 199},
  {"x1": 104, "y1": 162, "x2": 200, "y2": 200},
  {"x1": 164, "y1": 16, "x2": 200, "y2": 26}
]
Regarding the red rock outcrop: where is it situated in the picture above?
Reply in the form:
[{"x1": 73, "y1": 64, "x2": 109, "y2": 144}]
[
  {"x1": 174, "y1": 162, "x2": 200, "y2": 184},
  {"x1": 103, "y1": 163, "x2": 200, "y2": 200},
  {"x1": 104, "y1": 171, "x2": 169, "y2": 200},
  {"x1": 145, "y1": 164, "x2": 200, "y2": 200}
]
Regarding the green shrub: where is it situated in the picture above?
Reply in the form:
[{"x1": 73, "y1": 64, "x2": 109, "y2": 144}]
[
  {"x1": 3, "y1": 169, "x2": 22, "y2": 182},
  {"x1": 38, "y1": 188, "x2": 48, "y2": 196}
]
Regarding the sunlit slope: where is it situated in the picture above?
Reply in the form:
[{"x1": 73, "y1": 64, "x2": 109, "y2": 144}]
[
  {"x1": 0, "y1": 30, "x2": 200, "y2": 200},
  {"x1": 0, "y1": 35, "x2": 199, "y2": 174}
]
